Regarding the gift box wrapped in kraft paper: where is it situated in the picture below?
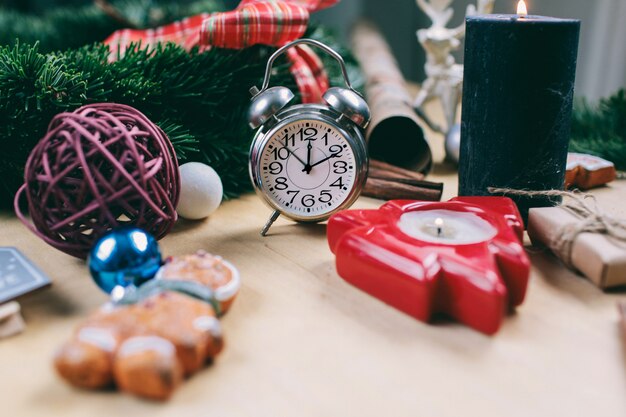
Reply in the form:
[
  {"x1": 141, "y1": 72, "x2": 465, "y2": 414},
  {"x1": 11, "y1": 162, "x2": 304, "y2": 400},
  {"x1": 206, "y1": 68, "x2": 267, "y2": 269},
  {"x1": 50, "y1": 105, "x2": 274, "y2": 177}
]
[{"x1": 528, "y1": 206, "x2": 626, "y2": 290}]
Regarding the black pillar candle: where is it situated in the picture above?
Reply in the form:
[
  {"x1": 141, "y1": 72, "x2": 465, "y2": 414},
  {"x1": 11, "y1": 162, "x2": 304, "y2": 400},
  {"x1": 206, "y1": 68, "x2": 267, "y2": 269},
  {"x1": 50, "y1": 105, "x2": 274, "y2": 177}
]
[{"x1": 458, "y1": 13, "x2": 580, "y2": 223}]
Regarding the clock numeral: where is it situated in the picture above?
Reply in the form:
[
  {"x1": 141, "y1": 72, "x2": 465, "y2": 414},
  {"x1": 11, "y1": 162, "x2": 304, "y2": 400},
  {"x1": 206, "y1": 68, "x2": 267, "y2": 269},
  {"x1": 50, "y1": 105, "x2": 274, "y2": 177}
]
[
  {"x1": 333, "y1": 160, "x2": 348, "y2": 174},
  {"x1": 329, "y1": 144, "x2": 343, "y2": 157},
  {"x1": 321, "y1": 132, "x2": 329, "y2": 146},
  {"x1": 283, "y1": 133, "x2": 296, "y2": 147},
  {"x1": 271, "y1": 147, "x2": 289, "y2": 161},
  {"x1": 275, "y1": 177, "x2": 289, "y2": 190},
  {"x1": 286, "y1": 190, "x2": 300, "y2": 204},
  {"x1": 319, "y1": 190, "x2": 332, "y2": 203},
  {"x1": 329, "y1": 176, "x2": 344, "y2": 189},
  {"x1": 268, "y1": 161, "x2": 283, "y2": 175},
  {"x1": 301, "y1": 194, "x2": 315, "y2": 208},
  {"x1": 298, "y1": 127, "x2": 318, "y2": 142}
]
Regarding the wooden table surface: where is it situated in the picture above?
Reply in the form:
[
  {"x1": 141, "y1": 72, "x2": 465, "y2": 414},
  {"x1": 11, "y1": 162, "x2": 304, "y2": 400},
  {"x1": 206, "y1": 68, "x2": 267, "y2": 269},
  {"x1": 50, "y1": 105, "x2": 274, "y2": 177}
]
[{"x1": 1, "y1": 103, "x2": 626, "y2": 417}]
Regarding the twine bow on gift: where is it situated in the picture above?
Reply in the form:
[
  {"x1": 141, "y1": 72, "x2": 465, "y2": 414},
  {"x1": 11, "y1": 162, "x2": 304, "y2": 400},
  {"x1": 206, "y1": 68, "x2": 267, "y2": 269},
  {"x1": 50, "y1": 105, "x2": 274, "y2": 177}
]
[
  {"x1": 104, "y1": 0, "x2": 338, "y2": 103},
  {"x1": 488, "y1": 187, "x2": 626, "y2": 266}
]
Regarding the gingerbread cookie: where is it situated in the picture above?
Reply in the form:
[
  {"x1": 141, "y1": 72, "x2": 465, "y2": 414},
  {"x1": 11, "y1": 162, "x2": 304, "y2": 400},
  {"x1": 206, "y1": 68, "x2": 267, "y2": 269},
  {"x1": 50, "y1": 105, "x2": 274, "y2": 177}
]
[
  {"x1": 565, "y1": 153, "x2": 617, "y2": 190},
  {"x1": 54, "y1": 252, "x2": 239, "y2": 401},
  {"x1": 157, "y1": 251, "x2": 240, "y2": 314}
]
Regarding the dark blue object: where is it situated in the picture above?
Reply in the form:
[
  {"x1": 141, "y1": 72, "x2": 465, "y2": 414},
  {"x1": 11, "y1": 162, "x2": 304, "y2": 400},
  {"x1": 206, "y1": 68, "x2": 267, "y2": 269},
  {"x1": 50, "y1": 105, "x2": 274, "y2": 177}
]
[
  {"x1": 459, "y1": 14, "x2": 580, "y2": 224},
  {"x1": 88, "y1": 227, "x2": 162, "y2": 293}
]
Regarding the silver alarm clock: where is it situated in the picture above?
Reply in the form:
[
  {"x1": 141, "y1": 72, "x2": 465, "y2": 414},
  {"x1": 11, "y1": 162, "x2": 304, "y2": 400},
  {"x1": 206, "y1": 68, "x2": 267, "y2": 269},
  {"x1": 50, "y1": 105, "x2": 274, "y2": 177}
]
[{"x1": 248, "y1": 39, "x2": 371, "y2": 236}]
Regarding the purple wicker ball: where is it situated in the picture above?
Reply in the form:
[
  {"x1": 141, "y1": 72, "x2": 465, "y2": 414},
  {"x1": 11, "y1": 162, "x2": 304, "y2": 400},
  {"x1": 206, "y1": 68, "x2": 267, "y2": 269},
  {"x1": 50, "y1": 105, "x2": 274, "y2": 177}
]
[{"x1": 15, "y1": 103, "x2": 180, "y2": 259}]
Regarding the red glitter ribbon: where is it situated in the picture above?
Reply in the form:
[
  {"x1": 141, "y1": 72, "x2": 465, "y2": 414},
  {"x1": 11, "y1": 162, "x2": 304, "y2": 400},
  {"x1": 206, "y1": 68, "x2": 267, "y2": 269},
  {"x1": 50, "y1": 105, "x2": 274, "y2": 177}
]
[{"x1": 104, "y1": 0, "x2": 339, "y2": 103}]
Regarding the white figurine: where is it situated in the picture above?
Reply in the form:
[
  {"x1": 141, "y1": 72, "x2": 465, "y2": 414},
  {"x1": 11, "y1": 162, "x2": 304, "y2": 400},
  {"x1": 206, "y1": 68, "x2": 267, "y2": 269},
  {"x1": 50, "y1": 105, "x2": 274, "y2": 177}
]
[{"x1": 414, "y1": 0, "x2": 494, "y2": 162}]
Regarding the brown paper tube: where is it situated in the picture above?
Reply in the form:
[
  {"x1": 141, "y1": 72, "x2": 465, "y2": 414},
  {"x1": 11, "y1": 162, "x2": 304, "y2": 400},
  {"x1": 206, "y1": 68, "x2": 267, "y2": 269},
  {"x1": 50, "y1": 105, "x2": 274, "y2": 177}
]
[{"x1": 351, "y1": 21, "x2": 432, "y2": 173}]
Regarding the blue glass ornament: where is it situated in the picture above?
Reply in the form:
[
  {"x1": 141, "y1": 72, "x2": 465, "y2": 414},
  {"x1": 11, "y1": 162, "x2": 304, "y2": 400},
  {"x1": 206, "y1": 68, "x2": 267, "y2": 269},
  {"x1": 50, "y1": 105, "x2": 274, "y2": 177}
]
[{"x1": 88, "y1": 227, "x2": 162, "y2": 293}]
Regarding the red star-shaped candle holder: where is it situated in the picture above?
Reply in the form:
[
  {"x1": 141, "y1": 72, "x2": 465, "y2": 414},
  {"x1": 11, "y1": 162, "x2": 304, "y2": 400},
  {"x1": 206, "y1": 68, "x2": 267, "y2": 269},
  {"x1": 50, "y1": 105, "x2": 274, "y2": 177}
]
[{"x1": 327, "y1": 197, "x2": 530, "y2": 335}]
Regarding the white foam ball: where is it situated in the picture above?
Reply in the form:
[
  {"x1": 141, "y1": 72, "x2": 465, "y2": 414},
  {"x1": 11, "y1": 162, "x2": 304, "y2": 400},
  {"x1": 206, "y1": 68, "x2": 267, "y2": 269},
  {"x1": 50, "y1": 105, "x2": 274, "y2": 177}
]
[{"x1": 177, "y1": 162, "x2": 223, "y2": 220}]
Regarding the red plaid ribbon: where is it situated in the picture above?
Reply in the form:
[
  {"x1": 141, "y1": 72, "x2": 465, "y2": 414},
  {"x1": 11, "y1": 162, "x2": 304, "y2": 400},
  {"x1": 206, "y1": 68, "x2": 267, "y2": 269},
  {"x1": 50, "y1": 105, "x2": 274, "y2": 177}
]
[{"x1": 104, "y1": 0, "x2": 339, "y2": 103}]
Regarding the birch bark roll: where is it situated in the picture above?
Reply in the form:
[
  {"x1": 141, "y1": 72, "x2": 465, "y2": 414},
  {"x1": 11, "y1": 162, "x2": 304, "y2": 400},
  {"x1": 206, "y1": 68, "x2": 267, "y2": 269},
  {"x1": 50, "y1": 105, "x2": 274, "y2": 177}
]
[{"x1": 350, "y1": 21, "x2": 432, "y2": 173}]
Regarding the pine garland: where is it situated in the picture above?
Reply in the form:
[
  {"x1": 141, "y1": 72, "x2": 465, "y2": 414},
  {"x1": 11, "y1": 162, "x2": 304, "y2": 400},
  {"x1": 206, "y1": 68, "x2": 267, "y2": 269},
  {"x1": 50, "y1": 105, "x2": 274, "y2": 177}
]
[
  {"x1": 570, "y1": 89, "x2": 626, "y2": 171},
  {"x1": 0, "y1": 1, "x2": 363, "y2": 205},
  {"x1": 0, "y1": 1, "x2": 224, "y2": 52},
  {"x1": 0, "y1": 26, "x2": 361, "y2": 205}
]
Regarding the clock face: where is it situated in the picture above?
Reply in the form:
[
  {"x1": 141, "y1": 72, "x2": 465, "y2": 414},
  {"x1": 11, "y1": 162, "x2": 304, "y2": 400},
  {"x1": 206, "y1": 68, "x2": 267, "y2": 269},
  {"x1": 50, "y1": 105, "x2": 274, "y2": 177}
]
[{"x1": 256, "y1": 118, "x2": 359, "y2": 220}]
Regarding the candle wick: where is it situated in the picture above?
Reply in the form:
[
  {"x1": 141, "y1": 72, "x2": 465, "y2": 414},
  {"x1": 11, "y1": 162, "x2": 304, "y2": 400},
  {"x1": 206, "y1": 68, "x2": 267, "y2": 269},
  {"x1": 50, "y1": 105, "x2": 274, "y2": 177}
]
[{"x1": 434, "y1": 217, "x2": 444, "y2": 238}]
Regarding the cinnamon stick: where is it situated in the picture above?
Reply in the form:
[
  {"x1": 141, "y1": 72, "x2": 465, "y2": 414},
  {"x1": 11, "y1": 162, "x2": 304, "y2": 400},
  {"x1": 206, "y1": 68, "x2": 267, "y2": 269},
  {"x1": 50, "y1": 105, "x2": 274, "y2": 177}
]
[
  {"x1": 363, "y1": 177, "x2": 443, "y2": 202},
  {"x1": 363, "y1": 159, "x2": 443, "y2": 201},
  {"x1": 369, "y1": 159, "x2": 425, "y2": 182}
]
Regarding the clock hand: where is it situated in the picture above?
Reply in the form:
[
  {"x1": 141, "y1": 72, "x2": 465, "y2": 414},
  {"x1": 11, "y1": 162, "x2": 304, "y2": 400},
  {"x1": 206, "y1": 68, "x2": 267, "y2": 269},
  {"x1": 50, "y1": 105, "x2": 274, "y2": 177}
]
[
  {"x1": 304, "y1": 142, "x2": 313, "y2": 174},
  {"x1": 303, "y1": 152, "x2": 340, "y2": 172},
  {"x1": 283, "y1": 146, "x2": 307, "y2": 168}
]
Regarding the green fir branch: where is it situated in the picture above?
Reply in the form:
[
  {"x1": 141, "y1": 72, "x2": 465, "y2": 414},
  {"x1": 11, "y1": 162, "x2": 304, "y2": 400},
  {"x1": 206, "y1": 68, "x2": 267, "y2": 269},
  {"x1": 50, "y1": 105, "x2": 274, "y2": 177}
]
[
  {"x1": 0, "y1": 0, "x2": 225, "y2": 52},
  {"x1": 570, "y1": 89, "x2": 626, "y2": 171},
  {"x1": 0, "y1": 26, "x2": 362, "y2": 204}
]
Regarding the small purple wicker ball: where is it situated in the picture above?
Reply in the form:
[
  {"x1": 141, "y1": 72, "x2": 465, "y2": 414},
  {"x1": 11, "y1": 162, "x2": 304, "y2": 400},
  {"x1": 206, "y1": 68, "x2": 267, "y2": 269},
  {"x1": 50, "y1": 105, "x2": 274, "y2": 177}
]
[{"x1": 15, "y1": 103, "x2": 180, "y2": 259}]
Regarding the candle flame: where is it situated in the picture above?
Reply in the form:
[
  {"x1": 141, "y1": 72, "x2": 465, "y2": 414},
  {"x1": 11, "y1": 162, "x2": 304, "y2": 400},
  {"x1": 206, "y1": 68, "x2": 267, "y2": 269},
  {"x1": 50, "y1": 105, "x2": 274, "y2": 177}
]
[{"x1": 517, "y1": 0, "x2": 528, "y2": 16}]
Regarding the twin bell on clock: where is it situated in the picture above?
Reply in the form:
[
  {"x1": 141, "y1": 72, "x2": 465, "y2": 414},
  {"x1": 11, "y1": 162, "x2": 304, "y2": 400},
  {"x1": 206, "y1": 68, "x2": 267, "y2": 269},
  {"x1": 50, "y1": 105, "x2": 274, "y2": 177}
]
[{"x1": 248, "y1": 39, "x2": 371, "y2": 236}]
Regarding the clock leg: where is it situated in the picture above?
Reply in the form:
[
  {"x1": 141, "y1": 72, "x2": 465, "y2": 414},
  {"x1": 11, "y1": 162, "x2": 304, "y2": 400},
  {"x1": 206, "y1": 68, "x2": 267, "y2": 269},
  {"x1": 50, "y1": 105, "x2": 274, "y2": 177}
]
[{"x1": 261, "y1": 210, "x2": 281, "y2": 237}]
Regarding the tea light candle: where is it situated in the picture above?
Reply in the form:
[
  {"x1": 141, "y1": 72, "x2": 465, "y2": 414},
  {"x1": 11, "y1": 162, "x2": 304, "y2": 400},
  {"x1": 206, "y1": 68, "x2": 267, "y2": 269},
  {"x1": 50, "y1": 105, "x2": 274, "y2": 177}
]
[
  {"x1": 397, "y1": 209, "x2": 497, "y2": 244},
  {"x1": 327, "y1": 197, "x2": 530, "y2": 335}
]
